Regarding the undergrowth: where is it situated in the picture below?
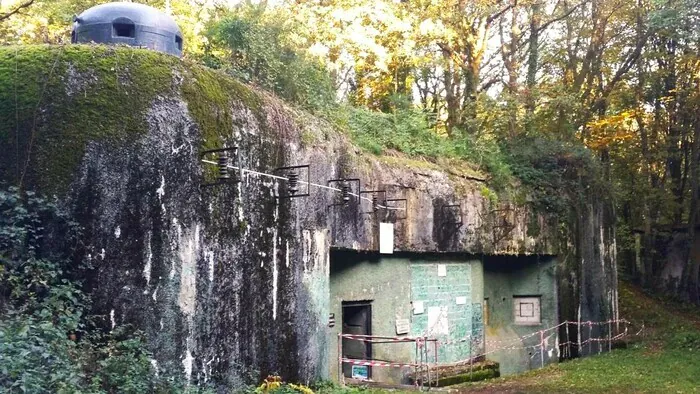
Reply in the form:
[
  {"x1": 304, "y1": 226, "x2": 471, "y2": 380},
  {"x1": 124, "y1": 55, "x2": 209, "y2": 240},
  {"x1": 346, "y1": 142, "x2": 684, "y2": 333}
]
[
  {"x1": 0, "y1": 187, "x2": 202, "y2": 393},
  {"x1": 325, "y1": 104, "x2": 514, "y2": 192},
  {"x1": 323, "y1": 103, "x2": 596, "y2": 214}
]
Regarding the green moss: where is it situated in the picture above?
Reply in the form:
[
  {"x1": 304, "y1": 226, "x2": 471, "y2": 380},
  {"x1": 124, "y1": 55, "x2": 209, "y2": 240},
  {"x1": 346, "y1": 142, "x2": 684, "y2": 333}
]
[
  {"x1": 180, "y1": 63, "x2": 266, "y2": 151},
  {"x1": 436, "y1": 368, "x2": 499, "y2": 386},
  {"x1": 480, "y1": 185, "x2": 498, "y2": 206},
  {"x1": 0, "y1": 45, "x2": 180, "y2": 193},
  {"x1": 0, "y1": 45, "x2": 278, "y2": 194}
]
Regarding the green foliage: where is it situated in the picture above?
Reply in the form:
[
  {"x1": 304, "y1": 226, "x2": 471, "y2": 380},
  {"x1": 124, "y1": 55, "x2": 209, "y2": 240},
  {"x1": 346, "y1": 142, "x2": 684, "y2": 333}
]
[
  {"x1": 205, "y1": 8, "x2": 336, "y2": 111},
  {"x1": 0, "y1": 186, "x2": 183, "y2": 393},
  {"x1": 327, "y1": 104, "x2": 515, "y2": 191},
  {"x1": 0, "y1": 313, "x2": 85, "y2": 393},
  {"x1": 503, "y1": 136, "x2": 599, "y2": 215},
  {"x1": 311, "y1": 381, "x2": 405, "y2": 394},
  {"x1": 668, "y1": 330, "x2": 700, "y2": 351},
  {"x1": 339, "y1": 105, "x2": 451, "y2": 157}
]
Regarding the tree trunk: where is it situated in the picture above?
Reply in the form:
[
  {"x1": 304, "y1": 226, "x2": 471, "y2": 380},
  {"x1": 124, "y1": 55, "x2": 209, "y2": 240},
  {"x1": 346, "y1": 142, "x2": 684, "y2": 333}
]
[
  {"x1": 681, "y1": 101, "x2": 700, "y2": 303},
  {"x1": 525, "y1": 0, "x2": 541, "y2": 135}
]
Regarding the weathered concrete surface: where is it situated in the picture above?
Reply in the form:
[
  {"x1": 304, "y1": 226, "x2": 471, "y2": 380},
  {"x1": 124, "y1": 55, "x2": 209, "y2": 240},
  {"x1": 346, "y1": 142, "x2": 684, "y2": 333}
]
[
  {"x1": 0, "y1": 45, "x2": 616, "y2": 389},
  {"x1": 328, "y1": 252, "x2": 484, "y2": 384},
  {"x1": 483, "y1": 256, "x2": 558, "y2": 375}
]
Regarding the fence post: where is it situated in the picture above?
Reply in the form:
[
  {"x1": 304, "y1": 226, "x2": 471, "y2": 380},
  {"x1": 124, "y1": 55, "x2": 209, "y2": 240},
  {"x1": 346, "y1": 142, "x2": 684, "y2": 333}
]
[
  {"x1": 588, "y1": 322, "x2": 593, "y2": 355},
  {"x1": 540, "y1": 330, "x2": 545, "y2": 368},
  {"x1": 434, "y1": 340, "x2": 439, "y2": 389},
  {"x1": 425, "y1": 336, "x2": 430, "y2": 391},
  {"x1": 469, "y1": 338, "x2": 473, "y2": 380},
  {"x1": 414, "y1": 338, "x2": 419, "y2": 389},
  {"x1": 608, "y1": 320, "x2": 612, "y2": 352},
  {"x1": 337, "y1": 333, "x2": 343, "y2": 386},
  {"x1": 565, "y1": 322, "x2": 571, "y2": 359}
]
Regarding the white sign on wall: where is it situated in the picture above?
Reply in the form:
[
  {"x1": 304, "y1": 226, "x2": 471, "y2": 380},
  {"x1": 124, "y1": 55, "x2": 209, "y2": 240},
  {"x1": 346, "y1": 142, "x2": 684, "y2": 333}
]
[
  {"x1": 437, "y1": 264, "x2": 447, "y2": 277},
  {"x1": 379, "y1": 223, "x2": 394, "y2": 254},
  {"x1": 395, "y1": 318, "x2": 410, "y2": 335},
  {"x1": 427, "y1": 306, "x2": 449, "y2": 335},
  {"x1": 514, "y1": 296, "x2": 541, "y2": 325},
  {"x1": 455, "y1": 296, "x2": 467, "y2": 305},
  {"x1": 413, "y1": 301, "x2": 424, "y2": 315}
]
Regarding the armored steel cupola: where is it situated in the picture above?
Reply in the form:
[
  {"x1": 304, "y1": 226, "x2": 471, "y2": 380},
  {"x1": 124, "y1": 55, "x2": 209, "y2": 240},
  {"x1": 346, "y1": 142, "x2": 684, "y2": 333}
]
[{"x1": 71, "y1": 2, "x2": 183, "y2": 57}]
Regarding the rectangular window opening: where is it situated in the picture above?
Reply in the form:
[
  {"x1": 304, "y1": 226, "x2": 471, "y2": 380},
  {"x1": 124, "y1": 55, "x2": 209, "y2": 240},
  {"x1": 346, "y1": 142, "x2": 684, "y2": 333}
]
[
  {"x1": 175, "y1": 35, "x2": 183, "y2": 50},
  {"x1": 113, "y1": 23, "x2": 135, "y2": 38}
]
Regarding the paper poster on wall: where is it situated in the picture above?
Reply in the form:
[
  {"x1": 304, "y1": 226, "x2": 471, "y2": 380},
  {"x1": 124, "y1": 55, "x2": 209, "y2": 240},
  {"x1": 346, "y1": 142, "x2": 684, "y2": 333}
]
[
  {"x1": 413, "y1": 301, "x2": 424, "y2": 315},
  {"x1": 379, "y1": 223, "x2": 394, "y2": 254},
  {"x1": 455, "y1": 296, "x2": 467, "y2": 305},
  {"x1": 427, "y1": 306, "x2": 449, "y2": 335},
  {"x1": 437, "y1": 264, "x2": 447, "y2": 277}
]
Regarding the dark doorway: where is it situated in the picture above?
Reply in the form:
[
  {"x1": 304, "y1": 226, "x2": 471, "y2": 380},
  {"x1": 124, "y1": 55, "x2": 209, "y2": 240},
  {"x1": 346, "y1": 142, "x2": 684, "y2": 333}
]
[{"x1": 342, "y1": 301, "x2": 372, "y2": 379}]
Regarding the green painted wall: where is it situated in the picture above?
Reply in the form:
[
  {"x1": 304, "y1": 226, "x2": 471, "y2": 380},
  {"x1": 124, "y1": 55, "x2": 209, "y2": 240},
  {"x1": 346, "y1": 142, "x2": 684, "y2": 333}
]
[
  {"x1": 329, "y1": 252, "x2": 414, "y2": 383},
  {"x1": 328, "y1": 251, "x2": 483, "y2": 384},
  {"x1": 409, "y1": 261, "x2": 483, "y2": 363},
  {"x1": 483, "y1": 256, "x2": 558, "y2": 376}
]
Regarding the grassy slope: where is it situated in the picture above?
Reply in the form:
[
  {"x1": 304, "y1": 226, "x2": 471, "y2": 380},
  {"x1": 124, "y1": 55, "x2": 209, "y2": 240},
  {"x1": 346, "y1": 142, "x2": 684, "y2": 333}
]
[{"x1": 444, "y1": 281, "x2": 700, "y2": 394}]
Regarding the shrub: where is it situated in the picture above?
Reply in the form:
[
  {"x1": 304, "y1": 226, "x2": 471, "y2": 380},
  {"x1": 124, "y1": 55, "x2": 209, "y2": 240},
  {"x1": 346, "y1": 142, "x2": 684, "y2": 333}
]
[
  {"x1": 205, "y1": 8, "x2": 336, "y2": 112},
  {"x1": 0, "y1": 186, "x2": 182, "y2": 393}
]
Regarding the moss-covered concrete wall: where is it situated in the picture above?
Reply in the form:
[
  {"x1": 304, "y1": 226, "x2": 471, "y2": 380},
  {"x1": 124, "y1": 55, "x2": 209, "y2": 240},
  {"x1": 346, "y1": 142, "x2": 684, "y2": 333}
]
[
  {"x1": 483, "y1": 256, "x2": 558, "y2": 375},
  {"x1": 0, "y1": 45, "x2": 618, "y2": 389}
]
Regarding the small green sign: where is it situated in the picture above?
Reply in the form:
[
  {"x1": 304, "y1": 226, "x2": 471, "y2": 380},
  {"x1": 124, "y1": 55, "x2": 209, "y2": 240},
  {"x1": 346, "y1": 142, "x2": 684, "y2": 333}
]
[{"x1": 351, "y1": 365, "x2": 368, "y2": 380}]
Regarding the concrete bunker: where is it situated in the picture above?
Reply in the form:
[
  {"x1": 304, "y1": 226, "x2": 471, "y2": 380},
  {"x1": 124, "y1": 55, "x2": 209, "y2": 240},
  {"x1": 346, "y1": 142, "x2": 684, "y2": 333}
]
[
  {"x1": 328, "y1": 250, "x2": 558, "y2": 385},
  {"x1": 483, "y1": 255, "x2": 558, "y2": 376},
  {"x1": 0, "y1": 46, "x2": 621, "y2": 389},
  {"x1": 71, "y1": 2, "x2": 184, "y2": 57}
]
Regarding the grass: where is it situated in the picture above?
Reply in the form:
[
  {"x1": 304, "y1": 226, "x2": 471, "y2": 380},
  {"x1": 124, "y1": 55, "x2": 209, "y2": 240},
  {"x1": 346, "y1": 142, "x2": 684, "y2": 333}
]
[{"x1": 443, "y1": 281, "x2": 700, "y2": 393}]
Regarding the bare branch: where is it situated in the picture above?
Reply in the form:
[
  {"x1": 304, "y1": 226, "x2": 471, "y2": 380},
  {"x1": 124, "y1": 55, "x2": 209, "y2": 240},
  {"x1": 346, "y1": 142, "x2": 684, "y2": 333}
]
[
  {"x1": 537, "y1": 0, "x2": 587, "y2": 33},
  {"x1": 0, "y1": 0, "x2": 35, "y2": 22},
  {"x1": 487, "y1": 0, "x2": 518, "y2": 26}
]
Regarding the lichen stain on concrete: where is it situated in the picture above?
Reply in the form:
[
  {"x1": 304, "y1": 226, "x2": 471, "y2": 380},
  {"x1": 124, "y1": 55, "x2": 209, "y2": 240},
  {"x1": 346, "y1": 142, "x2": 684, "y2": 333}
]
[
  {"x1": 285, "y1": 241, "x2": 290, "y2": 268},
  {"x1": 302, "y1": 230, "x2": 312, "y2": 272},
  {"x1": 143, "y1": 234, "x2": 153, "y2": 290},
  {"x1": 312, "y1": 230, "x2": 328, "y2": 273},
  {"x1": 178, "y1": 224, "x2": 199, "y2": 319}
]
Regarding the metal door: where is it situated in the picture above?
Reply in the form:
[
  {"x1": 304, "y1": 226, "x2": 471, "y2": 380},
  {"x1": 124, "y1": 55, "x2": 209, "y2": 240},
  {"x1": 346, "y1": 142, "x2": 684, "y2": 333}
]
[{"x1": 342, "y1": 301, "x2": 372, "y2": 379}]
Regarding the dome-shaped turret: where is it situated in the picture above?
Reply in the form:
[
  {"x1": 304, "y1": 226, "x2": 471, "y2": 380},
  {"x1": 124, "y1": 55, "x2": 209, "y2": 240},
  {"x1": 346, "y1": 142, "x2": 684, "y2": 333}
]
[{"x1": 71, "y1": 2, "x2": 183, "y2": 57}]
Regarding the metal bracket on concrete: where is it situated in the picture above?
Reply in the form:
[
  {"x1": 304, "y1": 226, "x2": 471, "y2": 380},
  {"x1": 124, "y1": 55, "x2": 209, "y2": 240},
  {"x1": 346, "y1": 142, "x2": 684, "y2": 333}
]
[
  {"x1": 360, "y1": 190, "x2": 387, "y2": 214},
  {"x1": 327, "y1": 178, "x2": 361, "y2": 208},
  {"x1": 385, "y1": 198, "x2": 408, "y2": 221},
  {"x1": 200, "y1": 146, "x2": 243, "y2": 189},
  {"x1": 273, "y1": 164, "x2": 310, "y2": 199}
]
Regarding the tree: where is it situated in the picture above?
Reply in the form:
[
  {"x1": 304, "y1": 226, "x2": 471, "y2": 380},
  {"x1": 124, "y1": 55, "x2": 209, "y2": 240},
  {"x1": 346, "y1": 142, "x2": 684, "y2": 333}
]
[{"x1": 0, "y1": 0, "x2": 35, "y2": 23}]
